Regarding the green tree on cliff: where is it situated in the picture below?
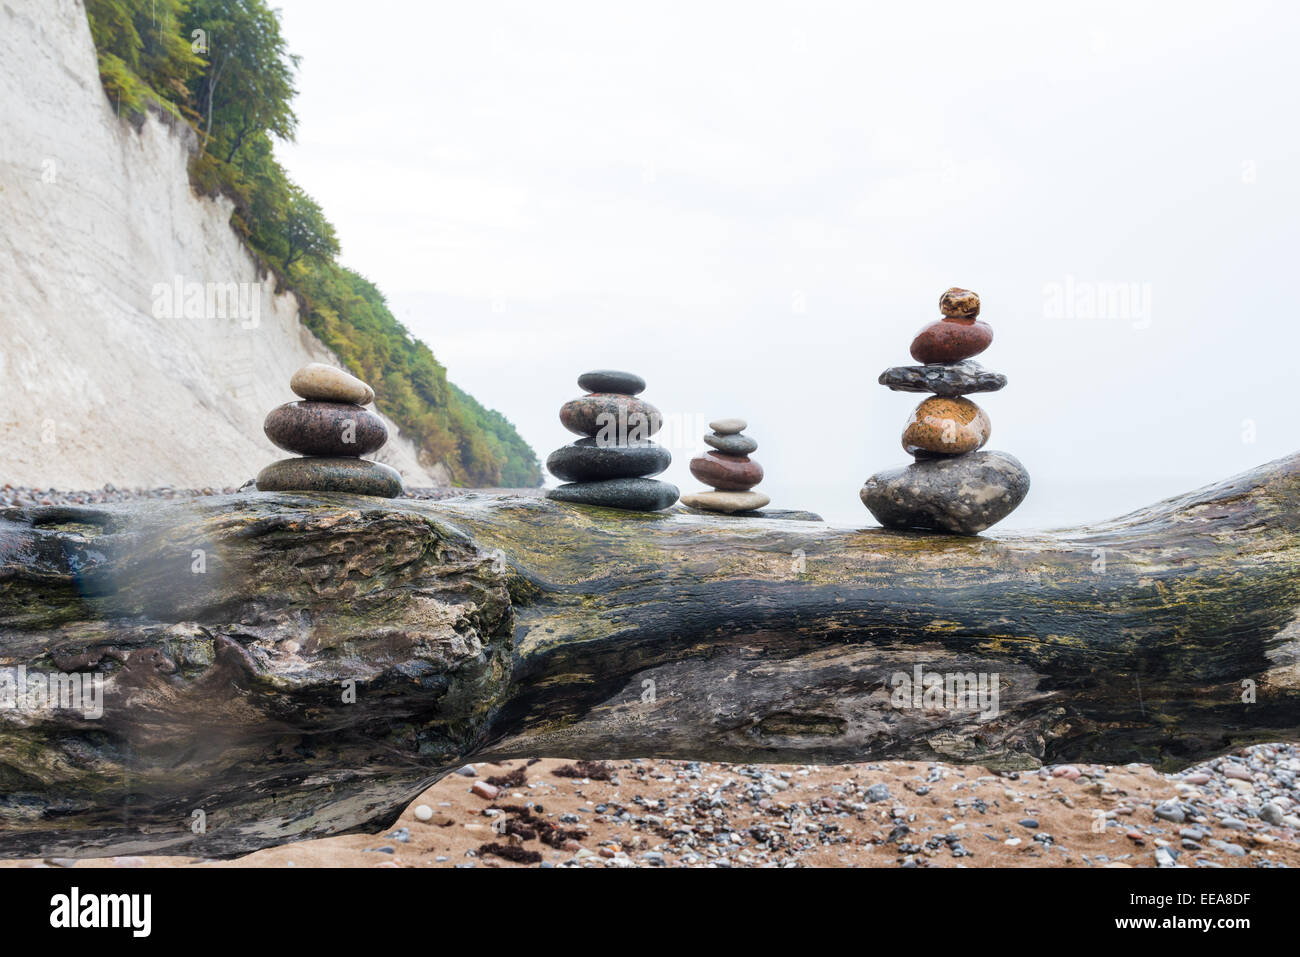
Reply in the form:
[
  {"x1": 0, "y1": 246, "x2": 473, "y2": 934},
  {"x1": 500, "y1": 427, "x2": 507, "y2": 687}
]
[
  {"x1": 83, "y1": 0, "x2": 541, "y2": 487},
  {"x1": 186, "y1": 0, "x2": 298, "y2": 161},
  {"x1": 85, "y1": 0, "x2": 204, "y2": 117}
]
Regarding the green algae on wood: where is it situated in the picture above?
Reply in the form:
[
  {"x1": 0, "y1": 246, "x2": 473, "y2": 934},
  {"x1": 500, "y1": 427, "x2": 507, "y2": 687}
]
[{"x1": 2, "y1": 455, "x2": 1300, "y2": 857}]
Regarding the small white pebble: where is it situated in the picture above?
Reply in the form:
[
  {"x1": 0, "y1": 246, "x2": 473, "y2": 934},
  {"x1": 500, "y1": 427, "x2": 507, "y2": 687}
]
[{"x1": 413, "y1": 804, "x2": 433, "y2": 822}]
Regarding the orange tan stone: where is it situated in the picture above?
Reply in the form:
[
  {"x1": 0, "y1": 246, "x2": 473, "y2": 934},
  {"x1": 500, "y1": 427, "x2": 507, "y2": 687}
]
[{"x1": 901, "y1": 396, "x2": 990, "y2": 456}]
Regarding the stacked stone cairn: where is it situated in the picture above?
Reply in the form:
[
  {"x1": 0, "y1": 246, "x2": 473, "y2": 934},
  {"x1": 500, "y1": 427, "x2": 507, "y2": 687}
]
[
  {"x1": 256, "y1": 362, "x2": 403, "y2": 497},
  {"x1": 545, "y1": 369, "x2": 678, "y2": 511},
  {"x1": 681, "y1": 418, "x2": 769, "y2": 514},
  {"x1": 860, "y1": 287, "x2": 1029, "y2": 534}
]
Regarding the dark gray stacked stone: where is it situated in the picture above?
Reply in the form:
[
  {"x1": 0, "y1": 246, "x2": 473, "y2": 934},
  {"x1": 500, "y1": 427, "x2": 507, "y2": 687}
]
[
  {"x1": 545, "y1": 369, "x2": 678, "y2": 511},
  {"x1": 256, "y1": 362, "x2": 402, "y2": 498}
]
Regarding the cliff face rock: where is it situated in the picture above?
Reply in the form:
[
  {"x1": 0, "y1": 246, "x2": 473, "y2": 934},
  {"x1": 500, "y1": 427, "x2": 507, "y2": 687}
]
[{"x1": 0, "y1": 0, "x2": 447, "y2": 489}]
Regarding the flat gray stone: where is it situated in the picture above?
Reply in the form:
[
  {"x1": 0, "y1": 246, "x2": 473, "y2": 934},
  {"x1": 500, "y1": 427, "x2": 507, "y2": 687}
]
[
  {"x1": 879, "y1": 360, "x2": 1007, "y2": 396},
  {"x1": 546, "y1": 477, "x2": 679, "y2": 512},
  {"x1": 703, "y1": 432, "x2": 757, "y2": 455},
  {"x1": 860, "y1": 450, "x2": 1029, "y2": 535},
  {"x1": 256, "y1": 457, "x2": 403, "y2": 498},
  {"x1": 577, "y1": 369, "x2": 646, "y2": 395},
  {"x1": 546, "y1": 439, "x2": 670, "y2": 482}
]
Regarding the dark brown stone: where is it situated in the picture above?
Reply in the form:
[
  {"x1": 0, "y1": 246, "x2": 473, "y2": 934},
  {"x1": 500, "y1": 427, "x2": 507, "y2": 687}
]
[
  {"x1": 264, "y1": 401, "x2": 388, "y2": 457},
  {"x1": 689, "y1": 451, "x2": 764, "y2": 491}
]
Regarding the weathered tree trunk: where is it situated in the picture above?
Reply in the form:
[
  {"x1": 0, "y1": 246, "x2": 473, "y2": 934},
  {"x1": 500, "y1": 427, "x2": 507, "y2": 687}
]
[{"x1": 2, "y1": 454, "x2": 1299, "y2": 857}]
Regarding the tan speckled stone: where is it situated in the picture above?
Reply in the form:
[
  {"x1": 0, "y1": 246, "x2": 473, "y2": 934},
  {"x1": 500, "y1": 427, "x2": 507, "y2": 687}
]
[
  {"x1": 901, "y1": 396, "x2": 990, "y2": 456},
  {"x1": 939, "y1": 287, "x2": 980, "y2": 319},
  {"x1": 290, "y1": 363, "x2": 375, "y2": 405}
]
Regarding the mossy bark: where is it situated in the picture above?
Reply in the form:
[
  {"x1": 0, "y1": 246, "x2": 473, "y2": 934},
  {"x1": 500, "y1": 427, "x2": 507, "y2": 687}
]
[{"x1": 2, "y1": 454, "x2": 1299, "y2": 857}]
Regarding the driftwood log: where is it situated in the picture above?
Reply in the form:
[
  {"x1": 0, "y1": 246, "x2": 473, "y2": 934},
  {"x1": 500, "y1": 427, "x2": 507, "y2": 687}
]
[{"x1": 1, "y1": 454, "x2": 1299, "y2": 857}]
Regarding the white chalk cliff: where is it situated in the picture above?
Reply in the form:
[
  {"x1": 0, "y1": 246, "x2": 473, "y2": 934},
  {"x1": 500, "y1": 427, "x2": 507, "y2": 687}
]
[{"x1": 0, "y1": 0, "x2": 447, "y2": 488}]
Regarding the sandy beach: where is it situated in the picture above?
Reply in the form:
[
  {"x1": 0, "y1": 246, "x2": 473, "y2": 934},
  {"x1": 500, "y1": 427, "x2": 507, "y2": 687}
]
[{"x1": 8, "y1": 744, "x2": 1295, "y2": 870}]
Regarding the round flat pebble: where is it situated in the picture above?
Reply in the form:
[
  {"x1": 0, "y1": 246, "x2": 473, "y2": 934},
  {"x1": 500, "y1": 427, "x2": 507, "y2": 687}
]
[
  {"x1": 256, "y1": 457, "x2": 403, "y2": 498},
  {"x1": 577, "y1": 369, "x2": 646, "y2": 395},
  {"x1": 546, "y1": 439, "x2": 671, "y2": 482},
  {"x1": 560, "y1": 394, "x2": 663, "y2": 439},
  {"x1": 414, "y1": 805, "x2": 433, "y2": 822},
  {"x1": 703, "y1": 432, "x2": 758, "y2": 455},
  {"x1": 546, "y1": 477, "x2": 679, "y2": 511},
  {"x1": 264, "y1": 401, "x2": 388, "y2": 457},
  {"x1": 689, "y1": 451, "x2": 764, "y2": 491},
  {"x1": 680, "y1": 490, "x2": 771, "y2": 514},
  {"x1": 708, "y1": 417, "x2": 747, "y2": 435},
  {"x1": 909, "y1": 318, "x2": 993, "y2": 364},
  {"x1": 290, "y1": 362, "x2": 375, "y2": 405}
]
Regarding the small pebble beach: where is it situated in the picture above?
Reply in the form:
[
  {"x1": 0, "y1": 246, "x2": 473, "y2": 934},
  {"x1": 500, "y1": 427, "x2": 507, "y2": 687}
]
[{"x1": 7, "y1": 746, "x2": 1296, "y2": 869}]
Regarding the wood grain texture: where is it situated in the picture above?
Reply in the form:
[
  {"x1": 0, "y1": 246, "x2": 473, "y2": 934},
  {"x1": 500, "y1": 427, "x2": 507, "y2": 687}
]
[{"x1": 2, "y1": 454, "x2": 1298, "y2": 857}]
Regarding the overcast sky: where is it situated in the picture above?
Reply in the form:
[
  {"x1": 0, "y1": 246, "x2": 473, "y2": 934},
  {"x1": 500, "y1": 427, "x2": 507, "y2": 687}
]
[{"x1": 273, "y1": 0, "x2": 1300, "y2": 527}]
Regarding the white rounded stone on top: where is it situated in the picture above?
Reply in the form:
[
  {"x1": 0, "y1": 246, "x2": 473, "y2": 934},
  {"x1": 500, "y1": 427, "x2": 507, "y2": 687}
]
[
  {"x1": 708, "y1": 417, "x2": 747, "y2": 435},
  {"x1": 290, "y1": 362, "x2": 374, "y2": 405}
]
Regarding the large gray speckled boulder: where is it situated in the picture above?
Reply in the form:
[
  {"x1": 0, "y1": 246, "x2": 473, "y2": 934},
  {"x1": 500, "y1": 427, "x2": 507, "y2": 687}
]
[{"x1": 860, "y1": 450, "x2": 1029, "y2": 535}]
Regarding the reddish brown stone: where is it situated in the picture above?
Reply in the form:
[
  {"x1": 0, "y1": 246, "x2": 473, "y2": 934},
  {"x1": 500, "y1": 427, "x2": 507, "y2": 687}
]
[
  {"x1": 471, "y1": 781, "x2": 500, "y2": 801},
  {"x1": 689, "y1": 451, "x2": 763, "y2": 491},
  {"x1": 909, "y1": 318, "x2": 993, "y2": 364}
]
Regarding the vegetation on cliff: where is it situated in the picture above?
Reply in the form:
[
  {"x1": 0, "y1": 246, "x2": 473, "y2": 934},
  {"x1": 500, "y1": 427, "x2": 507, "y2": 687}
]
[{"x1": 84, "y1": 0, "x2": 540, "y2": 487}]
